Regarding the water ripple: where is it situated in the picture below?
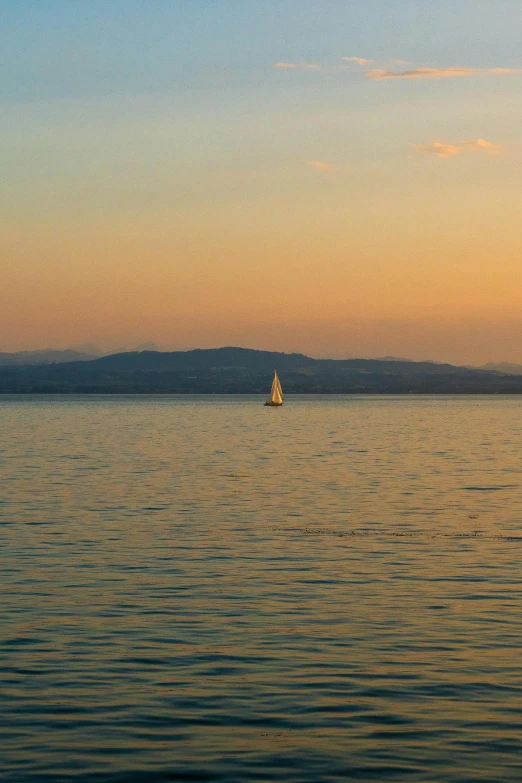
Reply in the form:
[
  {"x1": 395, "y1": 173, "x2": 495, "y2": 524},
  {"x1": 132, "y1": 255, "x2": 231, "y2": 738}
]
[{"x1": 2, "y1": 395, "x2": 522, "y2": 782}]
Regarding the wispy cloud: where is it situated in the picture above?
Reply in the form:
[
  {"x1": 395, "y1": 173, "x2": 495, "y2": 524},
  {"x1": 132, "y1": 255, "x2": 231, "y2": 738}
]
[
  {"x1": 273, "y1": 61, "x2": 320, "y2": 70},
  {"x1": 414, "y1": 139, "x2": 502, "y2": 158},
  {"x1": 273, "y1": 59, "x2": 521, "y2": 84},
  {"x1": 342, "y1": 56, "x2": 373, "y2": 66},
  {"x1": 307, "y1": 160, "x2": 334, "y2": 172},
  {"x1": 366, "y1": 66, "x2": 521, "y2": 80}
]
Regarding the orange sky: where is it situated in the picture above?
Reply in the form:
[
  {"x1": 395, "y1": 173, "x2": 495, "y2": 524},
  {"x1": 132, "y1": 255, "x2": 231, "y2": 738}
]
[{"x1": 2, "y1": 2, "x2": 522, "y2": 364}]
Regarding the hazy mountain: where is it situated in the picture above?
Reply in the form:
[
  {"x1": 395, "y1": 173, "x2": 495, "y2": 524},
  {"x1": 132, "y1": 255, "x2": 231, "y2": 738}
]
[
  {"x1": 374, "y1": 356, "x2": 414, "y2": 363},
  {"x1": 70, "y1": 344, "x2": 104, "y2": 356},
  {"x1": 0, "y1": 343, "x2": 161, "y2": 366},
  {"x1": 480, "y1": 362, "x2": 522, "y2": 375},
  {"x1": 0, "y1": 349, "x2": 97, "y2": 366},
  {"x1": 89, "y1": 342, "x2": 160, "y2": 356},
  {"x1": 0, "y1": 346, "x2": 520, "y2": 394}
]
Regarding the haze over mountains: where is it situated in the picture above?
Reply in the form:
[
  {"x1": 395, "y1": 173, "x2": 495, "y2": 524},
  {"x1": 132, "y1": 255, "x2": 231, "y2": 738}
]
[
  {"x1": 480, "y1": 362, "x2": 522, "y2": 375},
  {"x1": 1, "y1": 347, "x2": 522, "y2": 394},
  {"x1": 0, "y1": 344, "x2": 159, "y2": 366},
  {"x1": 0, "y1": 350, "x2": 97, "y2": 366}
]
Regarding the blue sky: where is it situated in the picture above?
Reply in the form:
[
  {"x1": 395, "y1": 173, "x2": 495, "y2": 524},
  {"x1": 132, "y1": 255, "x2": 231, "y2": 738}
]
[{"x1": 3, "y1": 1, "x2": 521, "y2": 100}]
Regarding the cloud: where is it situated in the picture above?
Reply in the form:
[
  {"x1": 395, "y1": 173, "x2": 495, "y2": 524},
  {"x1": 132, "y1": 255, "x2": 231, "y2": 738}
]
[
  {"x1": 273, "y1": 61, "x2": 320, "y2": 70},
  {"x1": 307, "y1": 160, "x2": 334, "y2": 172},
  {"x1": 365, "y1": 66, "x2": 521, "y2": 80},
  {"x1": 414, "y1": 139, "x2": 502, "y2": 158},
  {"x1": 342, "y1": 56, "x2": 373, "y2": 66},
  {"x1": 274, "y1": 58, "x2": 374, "y2": 76}
]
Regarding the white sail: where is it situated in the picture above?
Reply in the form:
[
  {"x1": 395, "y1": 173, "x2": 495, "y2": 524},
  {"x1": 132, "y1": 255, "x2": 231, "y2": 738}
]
[{"x1": 270, "y1": 371, "x2": 283, "y2": 404}]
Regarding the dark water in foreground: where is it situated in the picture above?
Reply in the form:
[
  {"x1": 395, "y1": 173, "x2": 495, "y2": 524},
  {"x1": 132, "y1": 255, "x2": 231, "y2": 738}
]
[{"x1": 2, "y1": 395, "x2": 522, "y2": 782}]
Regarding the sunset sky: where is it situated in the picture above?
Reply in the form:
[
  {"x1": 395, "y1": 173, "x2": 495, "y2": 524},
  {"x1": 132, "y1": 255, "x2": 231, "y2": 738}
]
[{"x1": 2, "y1": 0, "x2": 522, "y2": 364}]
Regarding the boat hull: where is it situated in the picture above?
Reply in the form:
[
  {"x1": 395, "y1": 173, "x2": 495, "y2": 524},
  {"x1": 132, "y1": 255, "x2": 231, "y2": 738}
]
[{"x1": 264, "y1": 401, "x2": 283, "y2": 406}]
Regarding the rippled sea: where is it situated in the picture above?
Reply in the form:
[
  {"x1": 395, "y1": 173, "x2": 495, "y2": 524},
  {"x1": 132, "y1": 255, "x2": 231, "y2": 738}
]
[{"x1": 2, "y1": 395, "x2": 522, "y2": 782}]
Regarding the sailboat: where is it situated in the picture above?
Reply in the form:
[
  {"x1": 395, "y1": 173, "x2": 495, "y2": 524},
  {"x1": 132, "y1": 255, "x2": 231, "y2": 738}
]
[{"x1": 264, "y1": 370, "x2": 283, "y2": 406}]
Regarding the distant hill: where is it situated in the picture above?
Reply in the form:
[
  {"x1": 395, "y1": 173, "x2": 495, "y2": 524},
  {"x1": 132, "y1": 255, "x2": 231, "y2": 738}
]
[
  {"x1": 1, "y1": 346, "x2": 522, "y2": 393},
  {"x1": 0, "y1": 344, "x2": 160, "y2": 366},
  {"x1": 0, "y1": 349, "x2": 97, "y2": 366},
  {"x1": 480, "y1": 362, "x2": 522, "y2": 375}
]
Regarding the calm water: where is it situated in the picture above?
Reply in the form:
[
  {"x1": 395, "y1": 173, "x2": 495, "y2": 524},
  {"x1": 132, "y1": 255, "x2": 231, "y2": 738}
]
[{"x1": 2, "y1": 395, "x2": 522, "y2": 782}]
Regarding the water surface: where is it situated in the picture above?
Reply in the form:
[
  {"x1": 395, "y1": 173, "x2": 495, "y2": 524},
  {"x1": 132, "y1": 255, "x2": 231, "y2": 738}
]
[{"x1": 2, "y1": 395, "x2": 522, "y2": 782}]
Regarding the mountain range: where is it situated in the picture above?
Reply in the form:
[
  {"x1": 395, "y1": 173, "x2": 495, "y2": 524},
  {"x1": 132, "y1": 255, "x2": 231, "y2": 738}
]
[
  {"x1": 1, "y1": 346, "x2": 522, "y2": 394},
  {"x1": 0, "y1": 349, "x2": 97, "y2": 366},
  {"x1": 0, "y1": 343, "x2": 160, "y2": 366}
]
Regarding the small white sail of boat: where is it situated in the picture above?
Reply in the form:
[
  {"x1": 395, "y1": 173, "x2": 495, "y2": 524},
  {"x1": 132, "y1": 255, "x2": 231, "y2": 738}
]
[{"x1": 264, "y1": 370, "x2": 283, "y2": 406}]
